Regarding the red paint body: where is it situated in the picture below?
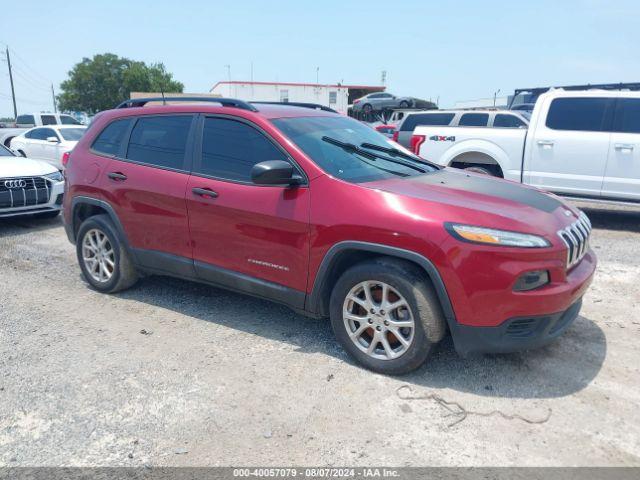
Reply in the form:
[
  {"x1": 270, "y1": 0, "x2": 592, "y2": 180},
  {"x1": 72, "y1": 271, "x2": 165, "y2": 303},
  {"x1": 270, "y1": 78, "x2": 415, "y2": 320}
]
[{"x1": 64, "y1": 104, "x2": 596, "y2": 328}]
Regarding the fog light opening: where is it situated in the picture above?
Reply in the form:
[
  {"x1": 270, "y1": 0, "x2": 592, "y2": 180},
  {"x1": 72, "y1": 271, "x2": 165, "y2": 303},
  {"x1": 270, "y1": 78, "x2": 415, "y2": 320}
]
[{"x1": 514, "y1": 270, "x2": 550, "y2": 292}]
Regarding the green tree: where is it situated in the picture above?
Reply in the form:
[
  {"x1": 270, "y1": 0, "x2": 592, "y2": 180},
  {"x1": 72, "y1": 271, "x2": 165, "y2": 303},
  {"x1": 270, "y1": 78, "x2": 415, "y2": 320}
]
[{"x1": 57, "y1": 53, "x2": 184, "y2": 113}]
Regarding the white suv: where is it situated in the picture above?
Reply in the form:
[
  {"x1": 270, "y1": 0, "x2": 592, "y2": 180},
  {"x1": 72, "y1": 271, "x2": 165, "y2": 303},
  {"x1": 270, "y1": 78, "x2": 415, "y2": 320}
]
[{"x1": 0, "y1": 144, "x2": 64, "y2": 219}]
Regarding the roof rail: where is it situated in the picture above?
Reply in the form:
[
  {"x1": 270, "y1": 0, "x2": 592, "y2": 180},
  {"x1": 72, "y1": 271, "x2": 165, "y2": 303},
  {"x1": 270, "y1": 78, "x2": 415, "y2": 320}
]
[
  {"x1": 115, "y1": 97, "x2": 258, "y2": 112},
  {"x1": 251, "y1": 101, "x2": 338, "y2": 113}
]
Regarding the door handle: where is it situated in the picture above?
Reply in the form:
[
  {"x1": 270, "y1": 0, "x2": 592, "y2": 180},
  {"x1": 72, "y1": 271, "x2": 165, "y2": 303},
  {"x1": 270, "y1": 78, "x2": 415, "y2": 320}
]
[
  {"x1": 614, "y1": 143, "x2": 634, "y2": 151},
  {"x1": 107, "y1": 172, "x2": 127, "y2": 181},
  {"x1": 192, "y1": 187, "x2": 219, "y2": 198},
  {"x1": 537, "y1": 140, "x2": 554, "y2": 147}
]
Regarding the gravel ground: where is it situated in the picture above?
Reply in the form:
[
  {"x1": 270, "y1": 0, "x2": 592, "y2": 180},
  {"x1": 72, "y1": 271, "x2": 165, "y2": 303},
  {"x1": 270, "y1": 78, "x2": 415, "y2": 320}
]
[{"x1": 0, "y1": 204, "x2": 639, "y2": 467}]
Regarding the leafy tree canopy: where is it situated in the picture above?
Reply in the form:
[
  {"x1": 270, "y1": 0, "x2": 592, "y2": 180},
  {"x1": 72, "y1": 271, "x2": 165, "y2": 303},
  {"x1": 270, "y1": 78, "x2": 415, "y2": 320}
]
[{"x1": 57, "y1": 53, "x2": 184, "y2": 113}]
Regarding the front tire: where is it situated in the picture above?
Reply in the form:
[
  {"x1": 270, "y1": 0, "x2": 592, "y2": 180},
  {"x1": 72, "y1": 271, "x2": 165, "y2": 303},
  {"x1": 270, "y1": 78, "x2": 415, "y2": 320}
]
[
  {"x1": 399, "y1": 100, "x2": 410, "y2": 108},
  {"x1": 76, "y1": 214, "x2": 138, "y2": 293},
  {"x1": 329, "y1": 258, "x2": 446, "y2": 375}
]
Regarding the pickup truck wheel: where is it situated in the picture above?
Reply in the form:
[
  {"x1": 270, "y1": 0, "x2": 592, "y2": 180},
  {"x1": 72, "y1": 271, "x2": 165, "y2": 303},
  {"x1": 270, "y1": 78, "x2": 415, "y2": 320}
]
[
  {"x1": 330, "y1": 258, "x2": 446, "y2": 375},
  {"x1": 76, "y1": 214, "x2": 138, "y2": 293}
]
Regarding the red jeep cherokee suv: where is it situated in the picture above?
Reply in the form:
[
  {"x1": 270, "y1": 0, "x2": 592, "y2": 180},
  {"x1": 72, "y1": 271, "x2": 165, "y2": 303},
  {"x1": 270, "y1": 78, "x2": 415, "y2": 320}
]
[{"x1": 63, "y1": 97, "x2": 596, "y2": 374}]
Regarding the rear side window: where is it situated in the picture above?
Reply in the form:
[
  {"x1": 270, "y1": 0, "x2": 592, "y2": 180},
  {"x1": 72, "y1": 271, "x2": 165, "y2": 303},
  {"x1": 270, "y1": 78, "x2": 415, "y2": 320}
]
[
  {"x1": 16, "y1": 115, "x2": 35, "y2": 125},
  {"x1": 41, "y1": 115, "x2": 57, "y2": 125},
  {"x1": 459, "y1": 113, "x2": 489, "y2": 127},
  {"x1": 197, "y1": 117, "x2": 288, "y2": 182},
  {"x1": 494, "y1": 114, "x2": 526, "y2": 128},
  {"x1": 400, "y1": 113, "x2": 455, "y2": 131},
  {"x1": 126, "y1": 116, "x2": 192, "y2": 170},
  {"x1": 613, "y1": 98, "x2": 640, "y2": 134},
  {"x1": 26, "y1": 128, "x2": 55, "y2": 140},
  {"x1": 546, "y1": 97, "x2": 611, "y2": 132},
  {"x1": 92, "y1": 119, "x2": 131, "y2": 156}
]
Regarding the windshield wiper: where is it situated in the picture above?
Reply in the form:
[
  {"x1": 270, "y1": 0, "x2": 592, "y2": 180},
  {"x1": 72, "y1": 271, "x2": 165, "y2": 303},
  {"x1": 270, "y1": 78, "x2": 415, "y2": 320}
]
[
  {"x1": 360, "y1": 142, "x2": 434, "y2": 166},
  {"x1": 322, "y1": 136, "x2": 426, "y2": 173}
]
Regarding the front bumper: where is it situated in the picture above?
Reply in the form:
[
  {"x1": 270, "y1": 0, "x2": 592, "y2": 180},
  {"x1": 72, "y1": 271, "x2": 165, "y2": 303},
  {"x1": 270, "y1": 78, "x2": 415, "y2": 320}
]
[
  {"x1": 0, "y1": 180, "x2": 64, "y2": 218},
  {"x1": 450, "y1": 298, "x2": 583, "y2": 355}
]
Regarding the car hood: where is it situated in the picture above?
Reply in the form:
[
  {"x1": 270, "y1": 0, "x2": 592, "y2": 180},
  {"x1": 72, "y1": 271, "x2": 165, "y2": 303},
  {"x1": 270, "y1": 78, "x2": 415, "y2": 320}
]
[
  {"x1": 0, "y1": 155, "x2": 58, "y2": 177},
  {"x1": 363, "y1": 168, "x2": 581, "y2": 236}
]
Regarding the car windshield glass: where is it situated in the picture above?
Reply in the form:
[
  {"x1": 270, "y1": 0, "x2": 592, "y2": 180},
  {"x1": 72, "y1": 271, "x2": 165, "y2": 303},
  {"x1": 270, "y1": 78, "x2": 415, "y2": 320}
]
[
  {"x1": 272, "y1": 116, "x2": 437, "y2": 183},
  {"x1": 59, "y1": 128, "x2": 86, "y2": 141},
  {"x1": 0, "y1": 145, "x2": 16, "y2": 157}
]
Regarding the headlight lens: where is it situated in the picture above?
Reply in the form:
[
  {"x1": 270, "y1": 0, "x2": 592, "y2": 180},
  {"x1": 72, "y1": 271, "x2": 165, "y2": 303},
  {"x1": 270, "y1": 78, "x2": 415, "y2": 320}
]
[
  {"x1": 446, "y1": 223, "x2": 550, "y2": 248},
  {"x1": 45, "y1": 171, "x2": 64, "y2": 182}
]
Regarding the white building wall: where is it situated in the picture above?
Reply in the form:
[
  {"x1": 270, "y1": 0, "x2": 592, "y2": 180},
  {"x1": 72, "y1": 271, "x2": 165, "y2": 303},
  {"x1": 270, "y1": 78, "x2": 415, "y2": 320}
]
[{"x1": 211, "y1": 83, "x2": 349, "y2": 113}]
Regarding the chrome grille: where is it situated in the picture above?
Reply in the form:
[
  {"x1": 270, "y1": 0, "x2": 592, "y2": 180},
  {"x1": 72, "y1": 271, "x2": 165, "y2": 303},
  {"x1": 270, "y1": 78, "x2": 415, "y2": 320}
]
[
  {"x1": 0, "y1": 177, "x2": 52, "y2": 209},
  {"x1": 557, "y1": 212, "x2": 592, "y2": 269}
]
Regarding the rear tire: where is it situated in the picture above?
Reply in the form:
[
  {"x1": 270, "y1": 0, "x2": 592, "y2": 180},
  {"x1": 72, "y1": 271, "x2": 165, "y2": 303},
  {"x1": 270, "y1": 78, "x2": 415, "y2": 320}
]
[
  {"x1": 329, "y1": 257, "x2": 446, "y2": 375},
  {"x1": 363, "y1": 103, "x2": 373, "y2": 113},
  {"x1": 399, "y1": 100, "x2": 410, "y2": 108},
  {"x1": 76, "y1": 214, "x2": 138, "y2": 293}
]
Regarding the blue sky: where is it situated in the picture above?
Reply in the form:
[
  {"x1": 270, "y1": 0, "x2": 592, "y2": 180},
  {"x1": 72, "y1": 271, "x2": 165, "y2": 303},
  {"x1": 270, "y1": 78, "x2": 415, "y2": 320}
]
[{"x1": 1, "y1": 0, "x2": 639, "y2": 116}]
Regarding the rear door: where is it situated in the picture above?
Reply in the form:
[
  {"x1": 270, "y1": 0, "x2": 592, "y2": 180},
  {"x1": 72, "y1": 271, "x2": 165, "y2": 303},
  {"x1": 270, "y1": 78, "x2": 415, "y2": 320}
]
[
  {"x1": 185, "y1": 115, "x2": 310, "y2": 306},
  {"x1": 603, "y1": 96, "x2": 640, "y2": 201},
  {"x1": 526, "y1": 96, "x2": 614, "y2": 196},
  {"x1": 102, "y1": 114, "x2": 196, "y2": 269},
  {"x1": 396, "y1": 112, "x2": 456, "y2": 148},
  {"x1": 23, "y1": 128, "x2": 50, "y2": 159}
]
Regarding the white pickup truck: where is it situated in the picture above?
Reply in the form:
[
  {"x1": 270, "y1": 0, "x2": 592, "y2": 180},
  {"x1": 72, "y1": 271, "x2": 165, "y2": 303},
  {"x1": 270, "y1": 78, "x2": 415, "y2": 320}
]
[{"x1": 411, "y1": 89, "x2": 640, "y2": 204}]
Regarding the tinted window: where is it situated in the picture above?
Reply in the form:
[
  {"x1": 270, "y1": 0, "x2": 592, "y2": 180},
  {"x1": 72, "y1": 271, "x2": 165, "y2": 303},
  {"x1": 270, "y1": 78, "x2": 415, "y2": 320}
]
[
  {"x1": 400, "y1": 113, "x2": 455, "y2": 131},
  {"x1": 0, "y1": 145, "x2": 15, "y2": 157},
  {"x1": 199, "y1": 118, "x2": 288, "y2": 182},
  {"x1": 41, "y1": 115, "x2": 57, "y2": 125},
  {"x1": 59, "y1": 128, "x2": 86, "y2": 141},
  {"x1": 92, "y1": 119, "x2": 131, "y2": 156},
  {"x1": 16, "y1": 115, "x2": 35, "y2": 125},
  {"x1": 60, "y1": 115, "x2": 81, "y2": 125},
  {"x1": 459, "y1": 113, "x2": 489, "y2": 127},
  {"x1": 494, "y1": 114, "x2": 526, "y2": 128},
  {"x1": 369, "y1": 93, "x2": 383, "y2": 99},
  {"x1": 614, "y1": 98, "x2": 640, "y2": 134},
  {"x1": 546, "y1": 98, "x2": 611, "y2": 132},
  {"x1": 26, "y1": 128, "x2": 56, "y2": 140},
  {"x1": 126, "y1": 116, "x2": 192, "y2": 170}
]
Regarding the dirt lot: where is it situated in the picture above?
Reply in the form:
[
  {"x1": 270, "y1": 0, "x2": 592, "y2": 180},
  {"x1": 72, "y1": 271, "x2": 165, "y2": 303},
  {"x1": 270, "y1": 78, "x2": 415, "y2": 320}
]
[{"x1": 0, "y1": 204, "x2": 639, "y2": 467}]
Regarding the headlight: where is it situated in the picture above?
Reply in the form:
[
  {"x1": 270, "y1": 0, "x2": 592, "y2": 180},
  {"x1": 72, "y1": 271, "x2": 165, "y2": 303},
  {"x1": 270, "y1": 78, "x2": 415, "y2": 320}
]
[
  {"x1": 45, "y1": 171, "x2": 64, "y2": 182},
  {"x1": 445, "y1": 223, "x2": 550, "y2": 248}
]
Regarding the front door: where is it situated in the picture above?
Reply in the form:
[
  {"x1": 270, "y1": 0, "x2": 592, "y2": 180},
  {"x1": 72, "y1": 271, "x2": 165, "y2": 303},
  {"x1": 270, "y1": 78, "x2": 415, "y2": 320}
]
[
  {"x1": 602, "y1": 97, "x2": 640, "y2": 202},
  {"x1": 186, "y1": 116, "x2": 310, "y2": 307},
  {"x1": 526, "y1": 96, "x2": 613, "y2": 197}
]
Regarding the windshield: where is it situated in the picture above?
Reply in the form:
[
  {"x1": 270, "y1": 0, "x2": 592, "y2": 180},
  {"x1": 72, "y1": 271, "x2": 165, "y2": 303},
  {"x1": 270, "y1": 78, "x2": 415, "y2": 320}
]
[
  {"x1": 272, "y1": 116, "x2": 437, "y2": 183},
  {"x1": 59, "y1": 128, "x2": 86, "y2": 141},
  {"x1": 0, "y1": 144, "x2": 16, "y2": 157}
]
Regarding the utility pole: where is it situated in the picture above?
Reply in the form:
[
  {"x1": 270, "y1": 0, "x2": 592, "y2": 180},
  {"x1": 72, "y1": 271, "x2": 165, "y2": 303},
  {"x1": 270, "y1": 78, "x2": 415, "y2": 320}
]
[
  {"x1": 5, "y1": 47, "x2": 18, "y2": 120},
  {"x1": 493, "y1": 89, "x2": 501, "y2": 107},
  {"x1": 51, "y1": 83, "x2": 57, "y2": 113},
  {"x1": 224, "y1": 64, "x2": 231, "y2": 82},
  {"x1": 316, "y1": 67, "x2": 319, "y2": 85}
]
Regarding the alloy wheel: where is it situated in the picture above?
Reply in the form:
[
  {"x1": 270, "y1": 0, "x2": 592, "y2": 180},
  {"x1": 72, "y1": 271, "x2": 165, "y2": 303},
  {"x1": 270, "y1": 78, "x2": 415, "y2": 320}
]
[
  {"x1": 342, "y1": 281, "x2": 415, "y2": 360},
  {"x1": 82, "y1": 228, "x2": 115, "y2": 283}
]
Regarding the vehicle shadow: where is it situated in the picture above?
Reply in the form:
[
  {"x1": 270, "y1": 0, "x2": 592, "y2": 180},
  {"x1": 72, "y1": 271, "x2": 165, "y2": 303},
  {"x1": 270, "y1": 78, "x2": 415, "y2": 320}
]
[
  {"x1": 579, "y1": 205, "x2": 640, "y2": 233},
  {"x1": 115, "y1": 275, "x2": 607, "y2": 400},
  {"x1": 0, "y1": 215, "x2": 63, "y2": 237}
]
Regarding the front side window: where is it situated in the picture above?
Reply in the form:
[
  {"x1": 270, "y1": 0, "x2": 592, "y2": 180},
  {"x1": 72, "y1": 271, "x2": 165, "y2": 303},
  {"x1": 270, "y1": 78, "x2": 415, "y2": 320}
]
[
  {"x1": 60, "y1": 115, "x2": 81, "y2": 125},
  {"x1": 494, "y1": 114, "x2": 527, "y2": 128},
  {"x1": 614, "y1": 98, "x2": 640, "y2": 134},
  {"x1": 41, "y1": 115, "x2": 57, "y2": 125},
  {"x1": 92, "y1": 119, "x2": 131, "y2": 156},
  {"x1": 273, "y1": 115, "x2": 437, "y2": 183},
  {"x1": 126, "y1": 115, "x2": 192, "y2": 170},
  {"x1": 59, "y1": 128, "x2": 86, "y2": 141},
  {"x1": 198, "y1": 117, "x2": 289, "y2": 182},
  {"x1": 546, "y1": 97, "x2": 612, "y2": 132},
  {"x1": 459, "y1": 113, "x2": 489, "y2": 127},
  {"x1": 26, "y1": 128, "x2": 53, "y2": 140}
]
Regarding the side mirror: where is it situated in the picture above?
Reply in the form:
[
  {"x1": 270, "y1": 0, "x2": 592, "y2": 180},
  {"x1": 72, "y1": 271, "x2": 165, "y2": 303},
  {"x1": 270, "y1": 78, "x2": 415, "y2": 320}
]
[
  {"x1": 46, "y1": 136, "x2": 60, "y2": 143},
  {"x1": 251, "y1": 160, "x2": 303, "y2": 186}
]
